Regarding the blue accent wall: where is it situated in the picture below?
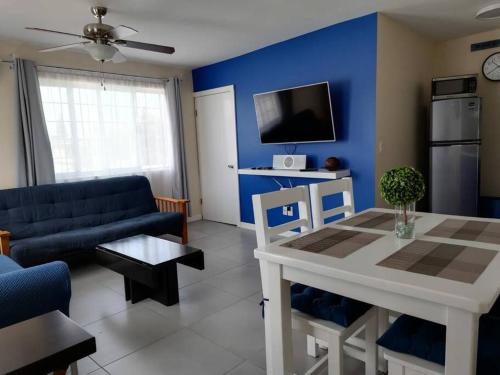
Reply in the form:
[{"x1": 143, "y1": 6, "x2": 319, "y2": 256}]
[{"x1": 192, "y1": 13, "x2": 378, "y2": 225}]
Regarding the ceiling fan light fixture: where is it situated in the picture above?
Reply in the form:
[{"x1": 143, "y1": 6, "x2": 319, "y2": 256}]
[
  {"x1": 84, "y1": 43, "x2": 118, "y2": 62},
  {"x1": 476, "y1": 1, "x2": 500, "y2": 19}
]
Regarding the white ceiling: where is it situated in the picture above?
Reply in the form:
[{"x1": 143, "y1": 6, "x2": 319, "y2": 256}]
[{"x1": 1, "y1": 0, "x2": 500, "y2": 68}]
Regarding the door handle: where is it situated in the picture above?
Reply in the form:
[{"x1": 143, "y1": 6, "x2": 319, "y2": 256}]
[{"x1": 227, "y1": 165, "x2": 234, "y2": 169}]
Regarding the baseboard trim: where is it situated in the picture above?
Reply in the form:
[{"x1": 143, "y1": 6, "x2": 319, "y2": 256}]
[
  {"x1": 239, "y1": 221, "x2": 297, "y2": 237},
  {"x1": 188, "y1": 214, "x2": 202, "y2": 223},
  {"x1": 238, "y1": 222, "x2": 255, "y2": 230}
]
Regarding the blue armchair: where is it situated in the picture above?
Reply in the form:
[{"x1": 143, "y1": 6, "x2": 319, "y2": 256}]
[{"x1": 0, "y1": 255, "x2": 71, "y2": 329}]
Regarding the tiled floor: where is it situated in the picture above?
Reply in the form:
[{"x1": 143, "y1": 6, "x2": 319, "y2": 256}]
[{"x1": 68, "y1": 220, "x2": 366, "y2": 375}]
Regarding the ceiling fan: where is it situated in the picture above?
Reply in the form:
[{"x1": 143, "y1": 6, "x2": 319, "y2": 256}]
[{"x1": 26, "y1": 6, "x2": 175, "y2": 63}]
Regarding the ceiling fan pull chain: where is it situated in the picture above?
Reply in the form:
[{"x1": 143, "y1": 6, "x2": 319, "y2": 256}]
[{"x1": 99, "y1": 61, "x2": 106, "y2": 91}]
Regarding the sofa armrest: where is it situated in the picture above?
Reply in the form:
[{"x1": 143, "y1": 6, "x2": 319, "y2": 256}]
[
  {"x1": 0, "y1": 230, "x2": 10, "y2": 257},
  {"x1": 0, "y1": 261, "x2": 71, "y2": 329},
  {"x1": 154, "y1": 196, "x2": 190, "y2": 244}
]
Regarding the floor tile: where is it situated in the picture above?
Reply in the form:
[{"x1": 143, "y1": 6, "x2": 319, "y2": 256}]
[
  {"x1": 203, "y1": 264, "x2": 261, "y2": 298},
  {"x1": 99, "y1": 274, "x2": 126, "y2": 296},
  {"x1": 88, "y1": 370, "x2": 110, "y2": 375},
  {"x1": 104, "y1": 328, "x2": 243, "y2": 375},
  {"x1": 189, "y1": 220, "x2": 235, "y2": 235},
  {"x1": 66, "y1": 221, "x2": 368, "y2": 375},
  {"x1": 70, "y1": 285, "x2": 129, "y2": 326},
  {"x1": 246, "y1": 291, "x2": 263, "y2": 304},
  {"x1": 246, "y1": 330, "x2": 327, "y2": 373},
  {"x1": 66, "y1": 356, "x2": 100, "y2": 374},
  {"x1": 187, "y1": 228, "x2": 210, "y2": 241},
  {"x1": 204, "y1": 242, "x2": 258, "y2": 266},
  {"x1": 189, "y1": 233, "x2": 244, "y2": 252},
  {"x1": 214, "y1": 228, "x2": 257, "y2": 247},
  {"x1": 142, "y1": 282, "x2": 241, "y2": 326},
  {"x1": 191, "y1": 299, "x2": 265, "y2": 360},
  {"x1": 177, "y1": 252, "x2": 241, "y2": 287},
  {"x1": 85, "y1": 306, "x2": 181, "y2": 366},
  {"x1": 225, "y1": 361, "x2": 266, "y2": 375},
  {"x1": 70, "y1": 264, "x2": 117, "y2": 289}
]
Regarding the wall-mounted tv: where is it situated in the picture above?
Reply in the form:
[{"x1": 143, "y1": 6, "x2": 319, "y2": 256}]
[{"x1": 254, "y1": 82, "x2": 336, "y2": 144}]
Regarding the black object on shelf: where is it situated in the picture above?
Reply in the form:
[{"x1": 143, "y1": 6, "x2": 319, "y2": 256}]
[{"x1": 300, "y1": 168, "x2": 319, "y2": 172}]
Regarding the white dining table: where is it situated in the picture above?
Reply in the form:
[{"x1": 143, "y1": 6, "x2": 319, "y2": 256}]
[{"x1": 254, "y1": 208, "x2": 500, "y2": 375}]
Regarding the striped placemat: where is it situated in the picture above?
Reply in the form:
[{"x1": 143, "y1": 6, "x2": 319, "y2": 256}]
[
  {"x1": 339, "y1": 211, "x2": 402, "y2": 231},
  {"x1": 426, "y1": 219, "x2": 500, "y2": 245},
  {"x1": 282, "y1": 227, "x2": 383, "y2": 258},
  {"x1": 378, "y1": 240, "x2": 497, "y2": 284}
]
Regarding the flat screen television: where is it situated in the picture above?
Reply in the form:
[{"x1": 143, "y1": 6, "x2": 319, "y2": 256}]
[{"x1": 254, "y1": 82, "x2": 335, "y2": 144}]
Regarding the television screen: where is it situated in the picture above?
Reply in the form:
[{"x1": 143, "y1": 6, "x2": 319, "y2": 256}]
[{"x1": 254, "y1": 82, "x2": 335, "y2": 144}]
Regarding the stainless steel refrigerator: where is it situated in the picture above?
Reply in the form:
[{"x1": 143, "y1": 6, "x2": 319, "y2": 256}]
[{"x1": 430, "y1": 97, "x2": 481, "y2": 216}]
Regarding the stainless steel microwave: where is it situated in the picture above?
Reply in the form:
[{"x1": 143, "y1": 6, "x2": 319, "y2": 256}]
[{"x1": 432, "y1": 75, "x2": 477, "y2": 100}]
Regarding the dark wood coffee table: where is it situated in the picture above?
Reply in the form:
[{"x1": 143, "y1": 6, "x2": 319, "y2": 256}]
[
  {"x1": 96, "y1": 234, "x2": 204, "y2": 306},
  {"x1": 0, "y1": 311, "x2": 96, "y2": 375}
]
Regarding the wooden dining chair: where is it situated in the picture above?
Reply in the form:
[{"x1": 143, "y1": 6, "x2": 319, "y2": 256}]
[
  {"x1": 252, "y1": 186, "x2": 378, "y2": 375},
  {"x1": 309, "y1": 178, "x2": 354, "y2": 229}
]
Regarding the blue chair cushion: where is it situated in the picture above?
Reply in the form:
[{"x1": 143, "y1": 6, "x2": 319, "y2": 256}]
[
  {"x1": 10, "y1": 211, "x2": 183, "y2": 266},
  {"x1": 377, "y1": 314, "x2": 500, "y2": 374},
  {"x1": 290, "y1": 283, "x2": 372, "y2": 328},
  {"x1": 0, "y1": 255, "x2": 23, "y2": 275}
]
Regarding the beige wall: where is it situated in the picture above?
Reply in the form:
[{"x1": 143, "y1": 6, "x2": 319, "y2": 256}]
[
  {"x1": 376, "y1": 16, "x2": 500, "y2": 206},
  {"x1": 434, "y1": 28, "x2": 500, "y2": 197},
  {"x1": 375, "y1": 14, "x2": 436, "y2": 207},
  {"x1": 0, "y1": 39, "x2": 201, "y2": 217}
]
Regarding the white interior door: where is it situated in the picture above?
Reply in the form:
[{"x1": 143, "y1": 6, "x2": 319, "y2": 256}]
[{"x1": 194, "y1": 86, "x2": 239, "y2": 225}]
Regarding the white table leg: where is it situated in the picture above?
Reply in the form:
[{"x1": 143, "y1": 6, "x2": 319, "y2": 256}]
[
  {"x1": 266, "y1": 261, "x2": 293, "y2": 375},
  {"x1": 445, "y1": 307, "x2": 479, "y2": 375},
  {"x1": 364, "y1": 312, "x2": 378, "y2": 375},
  {"x1": 259, "y1": 259, "x2": 274, "y2": 371},
  {"x1": 377, "y1": 308, "x2": 389, "y2": 373}
]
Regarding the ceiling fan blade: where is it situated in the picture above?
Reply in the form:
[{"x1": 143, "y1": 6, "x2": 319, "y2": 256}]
[
  {"x1": 109, "y1": 25, "x2": 138, "y2": 39},
  {"x1": 39, "y1": 41, "x2": 90, "y2": 53},
  {"x1": 113, "y1": 40, "x2": 175, "y2": 54},
  {"x1": 25, "y1": 27, "x2": 92, "y2": 40},
  {"x1": 112, "y1": 50, "x2": 127, "y2": 63}
]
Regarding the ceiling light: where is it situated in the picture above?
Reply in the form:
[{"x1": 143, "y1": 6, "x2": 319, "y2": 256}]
[
  {"x1": 476, "y1": 1, "x2": 500, "y2": 19},
  {"x1": 84, "y1": 43, "x2": 118, "y2": 62}
]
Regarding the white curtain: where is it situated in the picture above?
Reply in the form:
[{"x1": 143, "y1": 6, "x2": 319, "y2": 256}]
[{"x1": 37, "y1": 67, "x2": 180, "y2": 197}]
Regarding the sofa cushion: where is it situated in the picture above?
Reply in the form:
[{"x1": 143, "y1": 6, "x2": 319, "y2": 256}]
[
  {"x1": 10, "y1": 211, "x2": 183, "y2": 266},
  {"x1": 0, "y1": 176, "x2": 158, "y2": 241},
  {"x1": 0, "y1": 255, "x2": 22, "y2": 275},
  {"x1": 377, "y1": 314, "x2": 500, "y2": 374},
  {"x1": 290, "y1": 283, "x2": 372, "y2": 328}
]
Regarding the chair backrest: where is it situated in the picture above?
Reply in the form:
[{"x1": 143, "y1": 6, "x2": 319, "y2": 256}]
[
  {"x1": 309, "y1": 178, "x2": 355, "y2": 229},
  {"x1": 252, "y1": 186, "x2": 312, "y2": 248}
]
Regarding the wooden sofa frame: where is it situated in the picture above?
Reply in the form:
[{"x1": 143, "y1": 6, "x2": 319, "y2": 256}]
[
  {"x1": 0, "y1": 196, "x2": 189, "y2": 257},
  {"x1": 154, "y1": 196, "x2": 190, "y2": 245}
]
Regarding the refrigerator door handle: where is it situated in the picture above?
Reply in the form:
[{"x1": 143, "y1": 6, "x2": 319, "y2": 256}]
[{"x1": 431, "y1": 140, "x2": 481, "y2": 147}]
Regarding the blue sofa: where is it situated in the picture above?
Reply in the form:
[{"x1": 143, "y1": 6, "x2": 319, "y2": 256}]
[
  {"x1": 0, "y1": 176, "x2": 188, "y2": 267},
  {"x1": 0, "y1": 255, "x2": 71, "y2": 328}
]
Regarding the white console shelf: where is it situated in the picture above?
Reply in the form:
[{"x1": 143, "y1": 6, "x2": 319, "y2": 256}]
[{"x1": 238, "y1": 168, "x2": 350, "y2": 180}]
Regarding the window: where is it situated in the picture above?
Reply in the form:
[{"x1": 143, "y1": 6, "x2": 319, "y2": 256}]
[{"x1": 38, "y1": 69, "x2": 175, "y2": 182}]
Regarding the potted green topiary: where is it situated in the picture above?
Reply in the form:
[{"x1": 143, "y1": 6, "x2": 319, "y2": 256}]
[{"x1": 380, "y1": 166, "x2": 425, "y2": 239}]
